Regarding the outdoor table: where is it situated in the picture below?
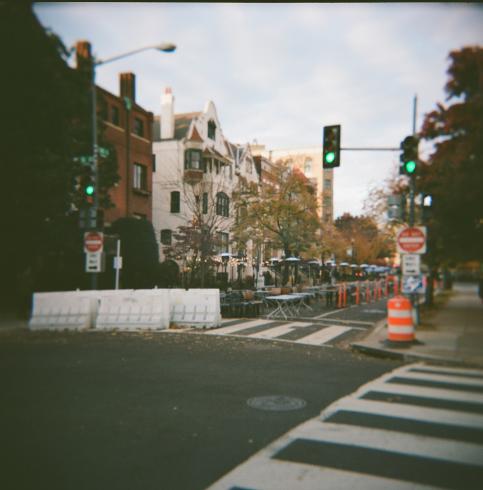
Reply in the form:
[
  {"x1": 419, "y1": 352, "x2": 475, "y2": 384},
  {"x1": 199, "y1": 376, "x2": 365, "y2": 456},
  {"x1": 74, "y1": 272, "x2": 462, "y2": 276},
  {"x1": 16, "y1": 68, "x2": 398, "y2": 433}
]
[
  {"x1": 289, "y1": 292, "x2": 314, "y2": 312},
  {"x1": 264, "y1": 294, "x2": 305, "y2": 319}
]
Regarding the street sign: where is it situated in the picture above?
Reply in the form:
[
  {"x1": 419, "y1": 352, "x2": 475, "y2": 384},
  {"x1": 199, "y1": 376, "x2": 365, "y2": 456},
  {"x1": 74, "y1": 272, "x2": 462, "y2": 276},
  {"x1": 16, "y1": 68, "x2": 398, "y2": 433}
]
[
  {"x1": 113, "y1": 256, "x2": 123, "y2": 270},
  {"x1": 396, "y1": 226, "x2": 426, "y2": 254},
  {"x1": 84, "y1": 231, "x2": 103, "y2": 253},
  {"x1": 402, "y1": 254, "x2": 421, "y2": 275},
  {"x1": 402, "y1": 274, "x2": 425, "y2": 294},
  {"x1": 85, "y1": 252, "x2": 102, "y2": 273}
]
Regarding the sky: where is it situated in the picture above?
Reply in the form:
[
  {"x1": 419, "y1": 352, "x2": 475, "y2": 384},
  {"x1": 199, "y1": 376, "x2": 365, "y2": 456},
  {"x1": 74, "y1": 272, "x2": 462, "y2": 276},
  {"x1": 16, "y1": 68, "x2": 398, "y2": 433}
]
[{"x1": 34, "y1": 2, "x2": 483, "y2": 218}]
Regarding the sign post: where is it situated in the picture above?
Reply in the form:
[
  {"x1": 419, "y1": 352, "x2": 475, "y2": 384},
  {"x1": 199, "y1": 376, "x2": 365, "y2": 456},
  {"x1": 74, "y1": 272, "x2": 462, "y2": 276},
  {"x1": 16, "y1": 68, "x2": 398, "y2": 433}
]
[
  {"x1": 402, "y1": 254, "x2": 421, "y2": 276},
  {"x1": 396, "y1": 226, "x2": 427, "y2": 254},
  {"x1": 84, "y1": 232, "x2": 104, "y2": 275}
]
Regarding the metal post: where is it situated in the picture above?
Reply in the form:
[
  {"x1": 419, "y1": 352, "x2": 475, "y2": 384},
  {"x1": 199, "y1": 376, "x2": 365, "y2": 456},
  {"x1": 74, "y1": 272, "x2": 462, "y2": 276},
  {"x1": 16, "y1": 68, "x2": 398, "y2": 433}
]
[
  {"x1": 410, "y1": 94, "x2": 419, "y2": 325},
  {"x1": 90, "y1": 63, "x2": 98, "y2": 290},
  {"x1": 115, "y1": 239, "x2": 121, "y2": 289}
]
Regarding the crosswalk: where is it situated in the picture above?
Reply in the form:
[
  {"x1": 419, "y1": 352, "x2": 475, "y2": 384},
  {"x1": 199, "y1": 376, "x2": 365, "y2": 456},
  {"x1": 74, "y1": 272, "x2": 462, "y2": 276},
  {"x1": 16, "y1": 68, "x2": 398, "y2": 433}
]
[
  {"x1": 197, "y1": 318, "x2": 364, "y2": 347},
  {"x1": 207, "y1": 362, "x2": 483, "y2": 489}
]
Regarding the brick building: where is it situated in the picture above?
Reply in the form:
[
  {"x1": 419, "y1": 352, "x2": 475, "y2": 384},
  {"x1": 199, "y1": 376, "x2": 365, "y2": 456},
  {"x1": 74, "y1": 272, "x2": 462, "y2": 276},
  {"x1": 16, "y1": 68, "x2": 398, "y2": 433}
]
[{"x1": 76, "y1": 41, "x2": 154, "y2": 226}]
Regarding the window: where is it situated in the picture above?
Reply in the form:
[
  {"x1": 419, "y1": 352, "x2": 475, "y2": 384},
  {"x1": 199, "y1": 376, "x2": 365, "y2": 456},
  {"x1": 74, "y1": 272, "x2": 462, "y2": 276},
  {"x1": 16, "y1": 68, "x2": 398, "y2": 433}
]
[
  {"x1": 170, "y1": 191, "x2": 180, "y2": 213},
  {"x1": 134, "y1": 117, "x2": 144, "y2": 137},
  {"x1": 202, "y1": 192, "x2": 208, "y2": 214},
  {"x1": 324, "y1": 178, "x2": 332, "y2": 190},
  {"x1": 111, "y1": 106, "x2": 120, "y2": 126},
  {"x1": 133, "y1": 163, "x2": 147, "y2": 191},
  {"x1": 323, "y1": 196, "x2": 332, "y2": 207},
  {"x1": 217, "y1": 232, "x2": 229, "y2": 253},
  {"x1": 208, "y1": 120, "x2": 216, "y2": 140},
  {"x1": 160, "y1": 229, "x2": 172, "y2": 245},
  {"x1": 184, "y1": 149, "x2": 202, "y2": 170},
  {"x1": 216, "y1": 192, "x2": 229, "y2": 217}
]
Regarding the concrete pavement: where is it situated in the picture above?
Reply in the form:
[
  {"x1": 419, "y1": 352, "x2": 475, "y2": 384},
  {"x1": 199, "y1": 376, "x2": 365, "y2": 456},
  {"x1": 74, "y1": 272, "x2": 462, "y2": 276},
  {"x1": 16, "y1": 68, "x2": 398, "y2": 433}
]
[{"x1": 352, "y1": 282, "x2": 483, "y2": 367}]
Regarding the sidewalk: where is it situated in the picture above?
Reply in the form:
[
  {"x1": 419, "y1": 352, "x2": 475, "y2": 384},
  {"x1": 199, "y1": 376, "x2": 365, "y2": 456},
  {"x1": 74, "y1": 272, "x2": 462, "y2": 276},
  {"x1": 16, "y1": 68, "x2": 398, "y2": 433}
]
[{"x1": 352, "y1": 282, "x2": 483, "y2": 367}]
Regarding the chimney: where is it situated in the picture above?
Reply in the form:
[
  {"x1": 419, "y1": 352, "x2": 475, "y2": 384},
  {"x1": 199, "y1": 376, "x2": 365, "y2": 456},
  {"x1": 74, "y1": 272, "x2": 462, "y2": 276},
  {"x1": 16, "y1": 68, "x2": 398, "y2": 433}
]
[
  {"x1": 75, "y1": 40, "x2": 92, "y2": 72},
  {"x1": 161, "y1": 87, "x2": 175, "y2": 139},
  {"x1": 120, "y1": 72, "x2": 136, "y2": 103}
]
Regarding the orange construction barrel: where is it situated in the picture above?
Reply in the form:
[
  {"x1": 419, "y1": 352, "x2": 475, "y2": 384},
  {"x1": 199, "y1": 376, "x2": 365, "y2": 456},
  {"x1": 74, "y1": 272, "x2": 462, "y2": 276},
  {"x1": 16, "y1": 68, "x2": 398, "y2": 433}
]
[{"x1": 387, "y1": 296, "x2": 414, "y2": 342}]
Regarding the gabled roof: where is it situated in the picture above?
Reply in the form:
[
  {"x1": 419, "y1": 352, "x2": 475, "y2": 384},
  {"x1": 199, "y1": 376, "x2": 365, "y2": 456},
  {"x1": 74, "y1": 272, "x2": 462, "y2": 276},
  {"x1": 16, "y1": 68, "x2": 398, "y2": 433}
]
[
  {"x1": 174, "y1": 112, "x2": 201, "y2": 140},
  {"x1": 152, "y1": 112, "x2": 202, "y2": 142}
]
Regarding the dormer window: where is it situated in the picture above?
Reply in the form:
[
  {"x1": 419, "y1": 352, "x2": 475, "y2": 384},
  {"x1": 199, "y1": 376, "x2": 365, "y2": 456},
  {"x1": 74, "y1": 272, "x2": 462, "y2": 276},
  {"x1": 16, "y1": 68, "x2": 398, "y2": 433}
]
[
  {"x1": 184, "y1": 149, "x2": 202, "y2": 170},
  {"x1": 208, "y1": 120, "x2": 216, "y2": 140}
]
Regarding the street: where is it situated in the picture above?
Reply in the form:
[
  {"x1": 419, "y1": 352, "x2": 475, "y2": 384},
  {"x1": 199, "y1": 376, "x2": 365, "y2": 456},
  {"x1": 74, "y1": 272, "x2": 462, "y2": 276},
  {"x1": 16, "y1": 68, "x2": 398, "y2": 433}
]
[
  {"x1": 0, "y1": 325, "x2": 397, "y2": 490},
  {"x1": 210, "y1": 362, "x2": 483, "y2": 489}
]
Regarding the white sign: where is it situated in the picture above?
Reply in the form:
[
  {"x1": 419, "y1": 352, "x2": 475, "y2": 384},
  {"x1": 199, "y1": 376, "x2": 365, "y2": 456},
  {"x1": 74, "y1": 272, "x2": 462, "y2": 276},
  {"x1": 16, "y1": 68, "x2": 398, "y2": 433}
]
[
  {"x1": 396, "y1": 226, "x2": 427, "y2": 254},
  {"x1": 86, "y1": 252, "x2": 102, "y2": 273},
  {"x1": 113, "y1": 256, "x2": 123, "y2": 270},
  {"x1": 402, "y1": 275, "x2": 425, "y2": 294},
  {"x1": 402, "y1": 254, "x2": 421, "y2": 275}
]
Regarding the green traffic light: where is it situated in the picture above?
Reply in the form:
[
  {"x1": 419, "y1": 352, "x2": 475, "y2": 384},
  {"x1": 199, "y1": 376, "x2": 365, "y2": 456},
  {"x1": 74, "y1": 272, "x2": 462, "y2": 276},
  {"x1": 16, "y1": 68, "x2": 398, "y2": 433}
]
[
  {"x1": 405, "y1": 160, "x2": 416, "y2": 174},
  {"x1": 325, "y1": 152, "x2": 335, "y2": 164},
  {"x1": 85, "y1": 185, "x2": 95, "y2": 195}
]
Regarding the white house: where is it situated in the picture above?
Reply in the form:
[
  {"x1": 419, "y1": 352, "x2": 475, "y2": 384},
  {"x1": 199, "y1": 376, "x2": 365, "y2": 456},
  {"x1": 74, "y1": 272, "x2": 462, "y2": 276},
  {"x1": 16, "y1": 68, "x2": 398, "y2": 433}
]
[{"x1": 152, "y1": 88, "x2": 259, "y2": 284}]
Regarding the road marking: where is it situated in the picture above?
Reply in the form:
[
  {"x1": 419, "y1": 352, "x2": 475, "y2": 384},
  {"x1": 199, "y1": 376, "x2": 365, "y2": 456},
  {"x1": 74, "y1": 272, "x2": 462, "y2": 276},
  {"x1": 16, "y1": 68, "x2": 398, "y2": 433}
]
[
  {"x1": 245, "y1": 322, "x2": 312, "y2": 340},
  {"x1": 292, "y1": 325, "x2": 352, "y2": 345},
  {"x1": 205, "y1": 318, "x2": 275, "y2": 335},
  {"x1": 389, "y1": 370, "x2": 483, "y2": 388},
  {"x1": 311, "y1": 313, "x2": 373, "y2": 326},
  {"x1": 207, "y1": 362, "x2": 483, "y2": 490},
  {"x1": 323, "y1": 397, "x2": 483, "y2": 430}
]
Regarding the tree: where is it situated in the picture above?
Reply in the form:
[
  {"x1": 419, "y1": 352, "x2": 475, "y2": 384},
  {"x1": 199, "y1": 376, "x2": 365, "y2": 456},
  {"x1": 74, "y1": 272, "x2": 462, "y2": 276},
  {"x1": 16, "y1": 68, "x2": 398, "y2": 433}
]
[
  {"x1": 334, "y1": 213, "x2": 394, "y2": 265},
  {"x1": 419, "y1": 46, "x2": 483, "y2": 263},
  {"x1": 163, "y1": 171, "x2": 232, "y2": 288},
  {"x1": 110, "y1": 218, "x2": 159, "y2": 289},
  {"x1": 0, "y1": 3, "x2": 120, "y2": 308},
  {"x1": 233, "y1": 162, "x2": 320, "y2": 285}
]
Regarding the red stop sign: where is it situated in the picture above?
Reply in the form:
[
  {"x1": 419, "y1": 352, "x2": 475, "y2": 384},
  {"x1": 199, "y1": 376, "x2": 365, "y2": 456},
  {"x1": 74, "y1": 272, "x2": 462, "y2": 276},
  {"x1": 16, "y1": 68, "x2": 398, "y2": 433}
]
[
  {"x1": 84, "y1": 231, "x2": 103, "y2": 253},
  {"x1": 397, "y1": 227, "x2": 426, "y2": 253}
]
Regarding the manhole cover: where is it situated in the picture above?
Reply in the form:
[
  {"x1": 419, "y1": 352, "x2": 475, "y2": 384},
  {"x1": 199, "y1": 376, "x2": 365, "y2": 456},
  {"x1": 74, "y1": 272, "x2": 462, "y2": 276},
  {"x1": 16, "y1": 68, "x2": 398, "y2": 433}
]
[{"x1": 247, "y1": 395, "x2": 306, "y2": 411}]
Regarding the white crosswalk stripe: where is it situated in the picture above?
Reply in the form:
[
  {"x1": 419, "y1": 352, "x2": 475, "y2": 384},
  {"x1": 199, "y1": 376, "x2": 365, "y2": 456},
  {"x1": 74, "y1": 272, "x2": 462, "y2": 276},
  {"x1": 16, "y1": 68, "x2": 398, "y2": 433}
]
[
  {"x1": 207, "y1": 362, "x2": 483, "y2": 490},
  {"x1": 294, "y1": 325, "x2": 352, "y2": 346},
  {"x1": 204, "y1": 318, "x2": 271, "y2": 335},
  {"x1": 243, "y1": 322, "x2": 312, "y2": 340},
  {"x1": 201, "y1": 318, "x2": 356, "y2": 346}
]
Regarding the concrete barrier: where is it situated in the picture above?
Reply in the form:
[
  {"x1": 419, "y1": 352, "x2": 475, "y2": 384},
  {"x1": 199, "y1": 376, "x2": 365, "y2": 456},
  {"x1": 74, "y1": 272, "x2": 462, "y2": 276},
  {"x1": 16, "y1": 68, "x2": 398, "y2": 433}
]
[
  {"x1": 169, "y1": 288, "x2": 221, "y2": 328},
  {"x1": 29, "y1": 291, "x2": 96, "y2": 330},
  {"x1": 95, "y1": 289, "x2": 170, "y2": 331},
  {"x1": 29, "y1": 288, "x2": 221, "y2": 331}
]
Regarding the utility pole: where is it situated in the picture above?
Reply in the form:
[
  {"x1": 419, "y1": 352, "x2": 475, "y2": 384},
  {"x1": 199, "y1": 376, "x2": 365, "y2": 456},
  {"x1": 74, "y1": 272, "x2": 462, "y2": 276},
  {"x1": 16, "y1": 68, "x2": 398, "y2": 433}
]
[{"x1": 410, "y1": 94, "x2": 419, "y2": 325}]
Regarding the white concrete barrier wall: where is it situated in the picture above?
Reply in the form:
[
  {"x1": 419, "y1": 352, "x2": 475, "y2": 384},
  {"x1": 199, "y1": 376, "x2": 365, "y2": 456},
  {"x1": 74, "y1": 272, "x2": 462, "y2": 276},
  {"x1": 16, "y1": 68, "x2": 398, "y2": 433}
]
[
  {"x1": 29, "y1": 288, "x2": 220, "y2": 331},
  {"x1": 169, "y1": 288, "x2": 221, "y2": 328},
  {"x1": 95, "y1": 289, "x2": 170, "y2": 331},
  {"x1": 29, "y1": 291, "x2": 97, "y2": 331}
]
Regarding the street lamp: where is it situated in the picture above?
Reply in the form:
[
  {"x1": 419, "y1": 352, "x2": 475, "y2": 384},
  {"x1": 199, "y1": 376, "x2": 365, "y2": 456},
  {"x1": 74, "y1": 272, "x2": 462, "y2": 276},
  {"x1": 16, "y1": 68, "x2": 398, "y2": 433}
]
[{"x1": 87, "y1": 41, "x2": 176, "y2": 289}]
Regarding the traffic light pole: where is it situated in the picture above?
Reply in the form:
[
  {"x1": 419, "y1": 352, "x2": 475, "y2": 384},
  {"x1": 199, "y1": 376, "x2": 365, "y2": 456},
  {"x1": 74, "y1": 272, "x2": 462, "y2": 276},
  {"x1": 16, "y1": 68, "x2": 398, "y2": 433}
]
[{"x1": 90, "y1": 61, "x2": 99, "y2": 291}]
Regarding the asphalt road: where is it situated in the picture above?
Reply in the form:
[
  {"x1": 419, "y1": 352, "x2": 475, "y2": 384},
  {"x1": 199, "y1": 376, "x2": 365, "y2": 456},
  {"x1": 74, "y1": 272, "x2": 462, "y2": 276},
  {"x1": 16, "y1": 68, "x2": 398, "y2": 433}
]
[{"x1": 0, "y1": 328, "x2": 399, "y2": 490}]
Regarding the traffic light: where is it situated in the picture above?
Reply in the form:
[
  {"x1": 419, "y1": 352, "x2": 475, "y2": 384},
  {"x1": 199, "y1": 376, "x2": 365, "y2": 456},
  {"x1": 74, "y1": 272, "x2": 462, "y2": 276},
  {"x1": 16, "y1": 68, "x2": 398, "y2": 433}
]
[
  {"x1": 323, "y1": 125, "x2": 341, "y2": 169},
  {"x1": 400, "y1": 135, "x2": 419, "y2": 175},
  {"x1": 80, "y1": 165, "x2": 96, "y2": 205}
]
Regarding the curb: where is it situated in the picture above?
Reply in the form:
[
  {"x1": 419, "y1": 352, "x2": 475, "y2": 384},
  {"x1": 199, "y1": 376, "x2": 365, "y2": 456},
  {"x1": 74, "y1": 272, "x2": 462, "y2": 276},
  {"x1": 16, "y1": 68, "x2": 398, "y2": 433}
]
[{"x1": 350, "y1": 320, "x2": 483, "y2": 368}]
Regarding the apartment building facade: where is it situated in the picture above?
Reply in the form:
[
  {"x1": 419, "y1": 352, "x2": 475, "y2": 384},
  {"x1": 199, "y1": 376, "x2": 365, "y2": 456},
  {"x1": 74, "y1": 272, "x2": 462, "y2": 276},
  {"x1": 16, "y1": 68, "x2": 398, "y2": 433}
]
[
  {"x1": 152, "y1": 88, "x2": 260, "y2": 281},
  {"x1": 250, "y1": 144, "x2": 334, "y2": 224},
  {"x1": 76, "y1": 41, "x2": 154, "y2": 226}
]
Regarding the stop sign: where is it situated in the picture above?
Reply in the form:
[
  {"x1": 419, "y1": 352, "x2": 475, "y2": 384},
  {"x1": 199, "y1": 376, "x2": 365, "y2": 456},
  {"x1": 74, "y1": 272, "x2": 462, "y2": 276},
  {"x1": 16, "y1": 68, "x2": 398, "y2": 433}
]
[
  {"x1": 84, "y1": 231, "x2": 104, "y2": 253},
  {"x1": 397, "y1": 226, "x2": 426, "y2": 254}
]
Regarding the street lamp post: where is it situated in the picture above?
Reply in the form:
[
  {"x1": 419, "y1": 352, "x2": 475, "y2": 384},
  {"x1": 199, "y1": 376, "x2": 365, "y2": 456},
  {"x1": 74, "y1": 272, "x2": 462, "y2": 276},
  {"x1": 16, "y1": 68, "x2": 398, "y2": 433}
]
[{"x1": 87, "y1": 42, "x2": 176, "y2": 289}]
